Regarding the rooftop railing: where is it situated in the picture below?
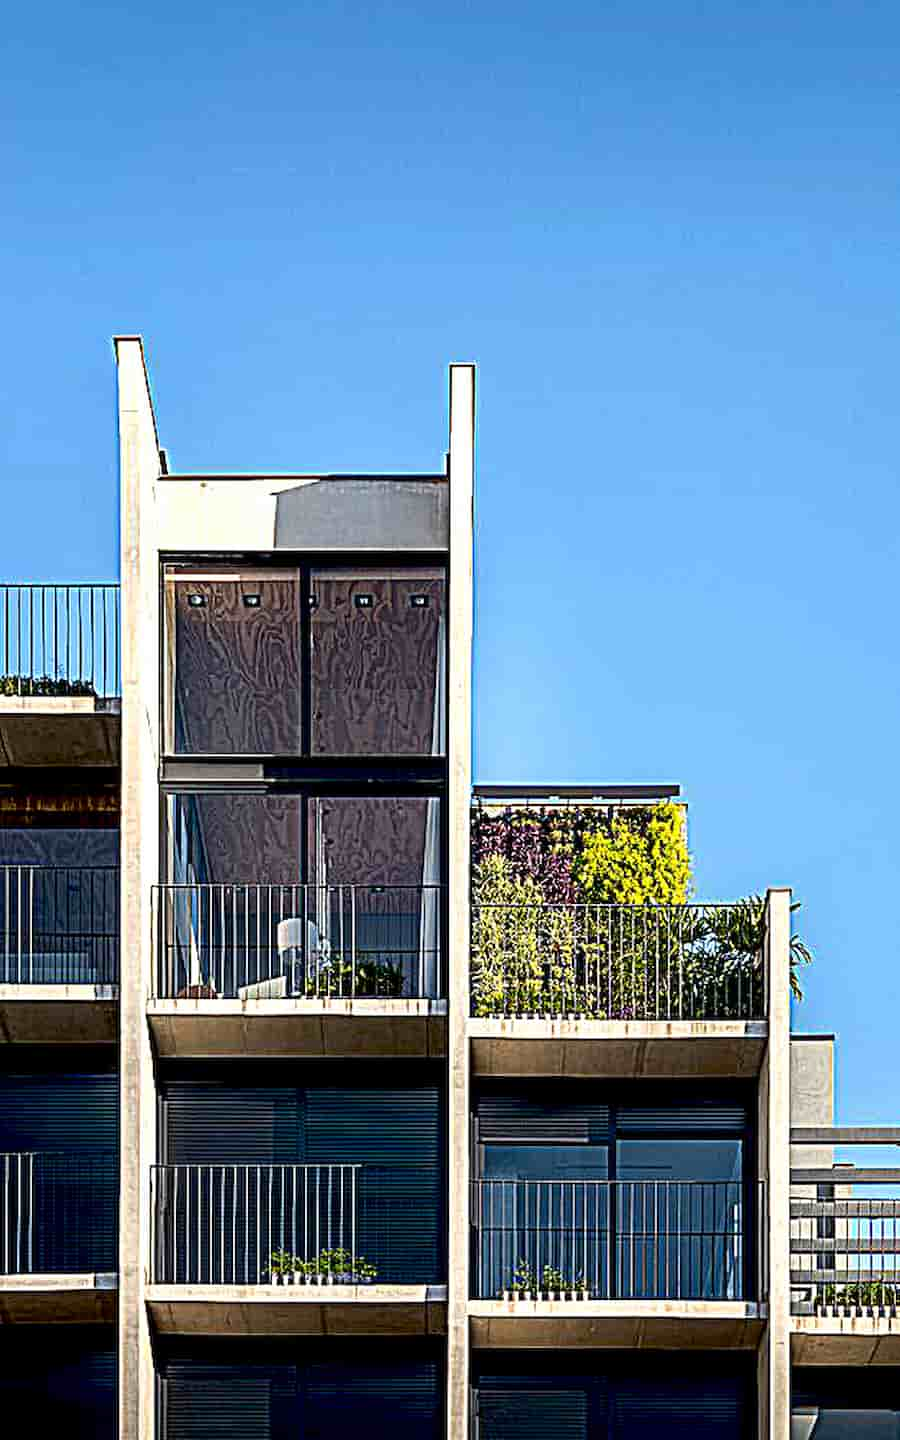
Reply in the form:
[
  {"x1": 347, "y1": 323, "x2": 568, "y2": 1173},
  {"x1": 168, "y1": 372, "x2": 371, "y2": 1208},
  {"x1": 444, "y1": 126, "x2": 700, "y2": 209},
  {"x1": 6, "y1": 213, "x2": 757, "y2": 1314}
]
[
  {"x1": 470, "y1": 901, "x2": 767, "y2": 1021},
  {"x1": 0, "y1": 584, "x2": 120, "y2": 700},
  {"x1": 0, "y1": 866, "x2": 119, "y2": 985},
  {"x1": 0, "y1": 1152, "x2": 118, "y2": 1273},
  {"x1": 152, "y1": 883, "x2": 444, "y2": 1001},
  {"x1": 472, "y1": 1178, "x2": 758, "y2": 1301},
  {"x1": 151, "y1": 1163, "x2": 440, "y2": 1286}
]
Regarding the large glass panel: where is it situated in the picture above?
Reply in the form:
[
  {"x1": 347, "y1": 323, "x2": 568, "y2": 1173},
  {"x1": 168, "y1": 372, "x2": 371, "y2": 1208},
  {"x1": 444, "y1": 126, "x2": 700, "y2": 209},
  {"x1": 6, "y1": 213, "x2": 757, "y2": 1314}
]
[
  {"x1": 308, "y1": 796, "x2": 441, "y2": 997},
  {"x1": 616, "y1": 1139, "x2": 743, "y2": 1300},
  {"x1": 159, "y1": 794, "x2": 441, "y2": 999},
  {"x1": 310, "y1": 568, "x2": 446, "y2": 756},
  {"x1": 165, "y1": 566, "x2": 301, "y2": 754}
]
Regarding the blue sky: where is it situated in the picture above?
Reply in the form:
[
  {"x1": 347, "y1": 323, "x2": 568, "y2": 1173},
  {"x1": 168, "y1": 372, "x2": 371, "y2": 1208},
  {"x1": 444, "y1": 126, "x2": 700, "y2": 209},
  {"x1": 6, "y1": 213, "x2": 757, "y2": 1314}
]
[{"x1": 3, "y1": 0, "x2": 900, "y2": 1123}]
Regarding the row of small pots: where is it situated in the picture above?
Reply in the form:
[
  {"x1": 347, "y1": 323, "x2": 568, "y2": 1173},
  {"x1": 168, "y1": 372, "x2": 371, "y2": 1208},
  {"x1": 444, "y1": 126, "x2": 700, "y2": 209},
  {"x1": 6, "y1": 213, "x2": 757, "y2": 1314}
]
[
  {"x1": 501, "y1": 1289, "x2": 590, "y2": 1302},
  {"x1": 269, "y1": 1272, "x2": 375, "y2": 1286}
]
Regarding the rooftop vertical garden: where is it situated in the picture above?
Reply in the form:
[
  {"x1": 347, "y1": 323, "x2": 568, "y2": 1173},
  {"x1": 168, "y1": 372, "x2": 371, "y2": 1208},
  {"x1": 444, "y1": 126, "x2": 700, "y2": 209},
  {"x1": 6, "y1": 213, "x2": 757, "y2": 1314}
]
[{"x1": 470, "y1": 802, "x2": 810, "y2": 1020}]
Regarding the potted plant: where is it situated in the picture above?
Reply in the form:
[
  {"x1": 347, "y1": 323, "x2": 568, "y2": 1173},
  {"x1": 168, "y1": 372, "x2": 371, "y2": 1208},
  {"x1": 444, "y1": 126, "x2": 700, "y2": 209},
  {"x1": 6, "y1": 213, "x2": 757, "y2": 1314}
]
[
  {"x1": 266, "y1": 1249, "x2": 296, "y2": 1286},
  {"x1": 353, "y1": 1257, "x2": 377, "y2": 1285},
  {"x1": 505, "y1": 1259, "x2": 536, "y2": 1301},
  {"x1": 541, "y1": 1265, "x2": 565, "y2": 1301}
]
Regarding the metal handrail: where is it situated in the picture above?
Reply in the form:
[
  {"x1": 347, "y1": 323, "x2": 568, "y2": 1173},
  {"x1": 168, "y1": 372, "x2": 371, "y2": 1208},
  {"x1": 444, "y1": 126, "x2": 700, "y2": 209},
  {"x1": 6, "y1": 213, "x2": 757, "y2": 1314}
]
[
  {"x1": 0, "y1": 1151, "x2": 118, "y2": 1274},
  {"x1": 152, "y1": 883, "x2": 444, "y2": 1000},
  {"x1": 470, "y1": 901, "x2": 766, "y2": 1021},
  {"x1": 472, "y1": 1177, "x2": 756, "y2": 1301},
  {"x1": 0, "y1": 584, "x2": 120, "y2": 699},
  {"x1": 791, "y1": 1180, "x2": 900, "y2": 1314},
  {"x1": 0, "y1": 866, "x2": 119, "y2": 984},
  {"x1": 150, "y1": 1162, "x2": 436, "y2": 1286}
]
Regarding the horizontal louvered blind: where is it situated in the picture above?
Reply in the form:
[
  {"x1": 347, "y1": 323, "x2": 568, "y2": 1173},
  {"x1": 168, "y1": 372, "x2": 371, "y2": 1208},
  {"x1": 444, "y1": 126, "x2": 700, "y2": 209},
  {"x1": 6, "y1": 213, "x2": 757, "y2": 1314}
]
[
  {"x1": 163, "y1": 1086, "x2": 299, "y2": 1165},
  {"x1": 611, "y1": 1378, "x2": 746, "y2": 1436},
  {"x1": 479, "y1": 1389, "x2": 590, "y2": 1440},
  {"x1": 0, "y1": 1073, "x2": 118, "y2": 1152},
  {"x1": 163, "y1": 1360, "x2": 441, "y2": 1440},
  {"x1": 615, "y1": 1105, "x2": 746, "y2": 1133},
  {"x1": 476, "y1": 1096, "x2": 610, "y2": 1144},
  {"x1": 0, "y1": 1332, "x2": 115, "y2": 1438},
  {"x1": 305, "y1": 1088, "x2": 441, "y2": 1165}
]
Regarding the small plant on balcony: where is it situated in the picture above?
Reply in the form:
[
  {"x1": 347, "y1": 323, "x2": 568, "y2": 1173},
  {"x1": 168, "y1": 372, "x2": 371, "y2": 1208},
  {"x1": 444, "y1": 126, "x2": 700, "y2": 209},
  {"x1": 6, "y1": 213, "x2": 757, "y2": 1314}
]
[
  {"x1": 0, "y1": 674, "x2": 96, "y2": 698},
  {"x1": 540, "y1": 1264, "x2": 566, "y2": 1299},
  {"x1": 504, "y1": 1259, "x2": 537, "y2": 1300},
  {"x1": 266, "y1": 1249, "x2": 308, "y2": 1285},
  {"x1": 822, "y1": 1280, "x2": 900, "y2": 1312}
]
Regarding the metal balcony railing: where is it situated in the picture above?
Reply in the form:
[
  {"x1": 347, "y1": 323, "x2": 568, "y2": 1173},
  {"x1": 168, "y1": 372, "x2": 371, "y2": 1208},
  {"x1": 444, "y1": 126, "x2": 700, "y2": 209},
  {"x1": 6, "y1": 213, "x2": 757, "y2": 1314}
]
[
  {"x1": 470, "y1": 901, "x2": 767, "y2": 1021},
  {"x1": 472, "y1": 1179, "x2": 757, "y2": 1301},
  {"x1": 0, "y1": 584, "x2": 120, "y2": 700},
  {"x1": 0, "y1": 867, "x2": 119, "y2": 985},
  {"x1": 151, "y1": 1163, "x2": 439, "y2": 1286},
  {"x1": 0, "y1": 1152, "x2": 118, "y2": 1273},
  {"x1": 791, "y1": 1185, "x2": 900, "y2": 1315},
  {"x1": 152, "y1": 884, "x2": 444, "y2": 1001}
]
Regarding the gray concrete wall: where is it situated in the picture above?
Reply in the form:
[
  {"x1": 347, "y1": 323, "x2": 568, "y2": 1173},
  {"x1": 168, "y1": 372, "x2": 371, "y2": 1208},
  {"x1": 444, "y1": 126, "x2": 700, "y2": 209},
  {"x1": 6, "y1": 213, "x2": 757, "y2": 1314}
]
[{"x1": 761, "y1": 889, "x2": 793, "y2": 1440}]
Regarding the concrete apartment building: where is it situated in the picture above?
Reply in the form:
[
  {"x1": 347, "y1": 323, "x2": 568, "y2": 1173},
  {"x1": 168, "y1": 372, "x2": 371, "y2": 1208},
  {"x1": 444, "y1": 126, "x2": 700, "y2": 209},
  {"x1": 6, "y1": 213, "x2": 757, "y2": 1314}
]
[{"x1": 0, "y1": 339, "x2": 895, "y2": 1437}]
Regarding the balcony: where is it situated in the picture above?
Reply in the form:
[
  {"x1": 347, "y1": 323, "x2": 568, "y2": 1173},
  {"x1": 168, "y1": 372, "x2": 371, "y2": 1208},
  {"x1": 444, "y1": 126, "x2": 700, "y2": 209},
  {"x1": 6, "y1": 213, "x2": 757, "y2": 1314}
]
[
  {"x1": 791, "y1": 1138, "x2": 900, "y2": 1363},
  {"x1": 147, "y1": 1162, "x2": 446, "y2": 1336},
  {"x1": 148, "y1": 883, "x2": 446, "y2": 1059},
  {"x1": 469, "y1": 901, "x2": 769, "y2": 1079},
  {"x1": 0, "y1": 866, "x2": 118, "y2": 1043},
  {"x1": 0, "y1": 1151, "x2": 117, "y2": 1321},
  {"x1": 0, "y1": 584, "x2": 120, "y2": 767},
  {"x1": 469, "y1": 1177, "x2": 763, "y2": 1349}
]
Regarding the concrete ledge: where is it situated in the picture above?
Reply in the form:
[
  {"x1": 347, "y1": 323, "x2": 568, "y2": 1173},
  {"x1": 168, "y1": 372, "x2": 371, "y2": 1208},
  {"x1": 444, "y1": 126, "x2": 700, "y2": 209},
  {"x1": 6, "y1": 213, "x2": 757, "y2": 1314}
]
[
  {"x1": 146, "y1": 1283, "x2": 448, "y2": 1336},
  {"x1": 469, "y1": 1018, "x2": 767, "y2": 1078},
  {"x1": 468, "y1": 1299, "x2": 765, "y2": 1349},
  {"x1": 0, "y1": 987, "x2": 118, "y2": 1044},
  {"x1": 791, "y1": 1315, "x2": 900, "y2": 1364},
  {"x1": 0, "y1": 699, "x2": 120, "y2": 767},
  {"x1": 0, "y1": 1272, "x2": 117, "y2": 1323},
  {"x1": 148, "y1": 999, "x2": 447, "y2": 1059}
]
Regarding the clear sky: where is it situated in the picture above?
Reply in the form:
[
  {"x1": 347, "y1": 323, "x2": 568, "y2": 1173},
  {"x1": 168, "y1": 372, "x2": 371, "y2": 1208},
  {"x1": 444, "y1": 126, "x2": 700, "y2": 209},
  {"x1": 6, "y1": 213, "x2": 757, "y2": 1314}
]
[{"x1": 3, "y1": 1, "x2": 899, "y2": 1124}]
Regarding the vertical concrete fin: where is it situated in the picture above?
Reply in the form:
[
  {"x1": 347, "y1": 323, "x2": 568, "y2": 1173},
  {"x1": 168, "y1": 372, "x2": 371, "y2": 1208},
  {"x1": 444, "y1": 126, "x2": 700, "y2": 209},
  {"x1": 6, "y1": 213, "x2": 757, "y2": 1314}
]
[
  {"x1": 115, "y1": 335, "x2": 161, "y2": 1440},
  {"x1": 762, "y1": 887, "x2": 792, "y2": 1440},
  {"x1": 447, "y1": 363, "x2": 475, "y2": 1440}
]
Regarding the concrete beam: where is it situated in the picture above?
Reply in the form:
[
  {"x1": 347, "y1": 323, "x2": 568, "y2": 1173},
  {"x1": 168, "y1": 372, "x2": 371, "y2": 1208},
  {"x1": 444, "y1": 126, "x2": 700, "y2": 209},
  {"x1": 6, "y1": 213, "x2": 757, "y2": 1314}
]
[
  {"x1": 0, "y1": 1273, "x2": 117, "y2": 1324},
  {"x1": 469, "y1": 1019, "x2": 767, "y2": 1078},
  {"x1": 0, "y1": 701, "x2": 120, "y2": 767},
  {"x1": 147, "y1": 999, "x2": 447, "y2": 1060},
  {"x1": 0, "y1": 988, "x2": 117, "y2": 1044},
  {"x1": 792, "y1": 1317, "x2": 900, "y2": 1365},
  {"x1": 763, "y1": 888, "x2": 792, "y2": 1440},
  {"x1": 469, "y1": 1300, "x2": 764, "y2": 1350},
  {"x1": 145, "y1": 1285, "x2": 447, "y2": 1337}
]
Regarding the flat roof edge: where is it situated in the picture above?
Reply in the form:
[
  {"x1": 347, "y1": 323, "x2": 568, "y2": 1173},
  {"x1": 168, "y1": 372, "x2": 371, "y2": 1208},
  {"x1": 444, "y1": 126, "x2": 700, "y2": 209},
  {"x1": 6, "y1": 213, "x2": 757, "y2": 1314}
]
[{"x1": 473, "y1": 784, "x2": 681, "y2": 802}]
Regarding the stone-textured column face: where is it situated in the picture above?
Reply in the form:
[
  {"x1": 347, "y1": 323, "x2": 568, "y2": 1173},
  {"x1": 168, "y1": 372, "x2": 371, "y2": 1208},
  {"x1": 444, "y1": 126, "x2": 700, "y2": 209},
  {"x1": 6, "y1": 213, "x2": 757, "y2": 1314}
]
[
  {"x1": 446, "y1": 365, "x2": 475, "y2": 1440},
  {"x1": 762, "y1": 887, "x2": 792, "y2": 1440},
  {"x1": 115, "y1": 337, "x2": 161, "y2": 1440}
]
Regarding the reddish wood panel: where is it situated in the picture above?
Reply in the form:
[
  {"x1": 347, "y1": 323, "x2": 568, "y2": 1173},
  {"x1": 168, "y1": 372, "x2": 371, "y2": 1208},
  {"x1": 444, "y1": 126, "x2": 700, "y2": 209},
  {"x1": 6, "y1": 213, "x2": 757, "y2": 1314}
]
[
  {"x1": 311, "y1": 572, "x2": 444, "y2": 756},
  {"x1": 173, "y1": 578, "x2": 301, "y2": 754}
]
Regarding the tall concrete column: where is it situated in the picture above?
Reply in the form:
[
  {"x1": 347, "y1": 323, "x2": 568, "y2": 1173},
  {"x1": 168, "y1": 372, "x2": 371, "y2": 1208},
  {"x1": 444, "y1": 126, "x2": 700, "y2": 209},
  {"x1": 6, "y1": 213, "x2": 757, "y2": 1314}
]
[
  {"x1": 760, "y1": 886, "x2": 792, "y2": 1440},
  {"x1": 446, "y1": 364, "x2": 475, "y2": 1440},
  {"x1": 115, "y1": 337, "x2": 161, "y2": 1440}
]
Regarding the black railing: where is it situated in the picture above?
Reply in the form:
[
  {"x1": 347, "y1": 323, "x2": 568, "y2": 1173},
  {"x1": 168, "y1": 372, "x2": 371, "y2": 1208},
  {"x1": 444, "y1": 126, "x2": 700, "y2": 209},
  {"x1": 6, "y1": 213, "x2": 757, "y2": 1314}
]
[
  {"x1": 153, "y1": 884, "x2": 444, "y2": 1001},
  {"x1": 0, "y1": 584, "x2": 119, "y2": 699},
  {"x1": 470, "y1": 901, "x2": 767, "y2": 1021},
  {"x1": 151, "y1": 1163, "x2": 440, "y2": 1286},
  {"x1": 472, "y1": 1179, "x2": 754, "y2": 1301},
  {"x1": 0, "y1": 867, "x2": 119, "y2": 985},
  {"x1": 0, "y1": 1152, "x2": 118, "y2": 1273},
  {"x1": 792, "y1": 1185, "x2": 900, "y2": 1315}
]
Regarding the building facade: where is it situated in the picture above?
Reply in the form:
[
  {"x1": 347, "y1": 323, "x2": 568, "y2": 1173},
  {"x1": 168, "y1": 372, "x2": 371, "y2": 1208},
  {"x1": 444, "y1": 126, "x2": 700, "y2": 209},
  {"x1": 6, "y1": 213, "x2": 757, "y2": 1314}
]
[{"x1": 0, "y1": 340, "x2": 894, "y2": 1437}]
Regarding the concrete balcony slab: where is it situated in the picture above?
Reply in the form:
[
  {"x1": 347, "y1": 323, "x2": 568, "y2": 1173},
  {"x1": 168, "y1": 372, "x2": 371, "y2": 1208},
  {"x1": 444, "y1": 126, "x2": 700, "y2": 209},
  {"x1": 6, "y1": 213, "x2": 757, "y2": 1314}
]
[
  {"x1": 0, "y1": 1272, "x2": 117, "y2": 1323},
  {"x1": 792, "y1": 1315, "x2": 900, "y2": 1364},
  {"x1": 145, "y1": 1283, "x2": 448, "y2": 1336},
  {"x1": 0, "y1": 985, "x2": 118, "y2": 1044},
  {"x1": 0, "y1": 697, "x2": 120, "y2": 768},
  {"x1": 468, "y1": 1298, "x2": 764, "y2": 1349},
  {"x1": 148, "y1": 998, "x2": 447, "y2": 1060},
  {"x1": 469, "y1": 1018, "x2": 767, "y2": 1079}
]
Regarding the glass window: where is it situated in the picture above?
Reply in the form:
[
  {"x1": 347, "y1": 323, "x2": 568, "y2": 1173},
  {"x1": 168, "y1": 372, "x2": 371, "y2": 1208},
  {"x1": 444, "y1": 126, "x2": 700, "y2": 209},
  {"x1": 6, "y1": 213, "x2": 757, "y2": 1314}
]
[
  {"x1": 165, "y1": 566, "x2": 301, "y2": 755},
  {"x1": 483, "y1": 1145, "x2": 609, "y2": 1181},
  {"x1": 616, "y1": 1139, "x2": 742, "y2": 1183},
  {"x1": 310, "y1": 568, "x2": 446, "y2": 757}
]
